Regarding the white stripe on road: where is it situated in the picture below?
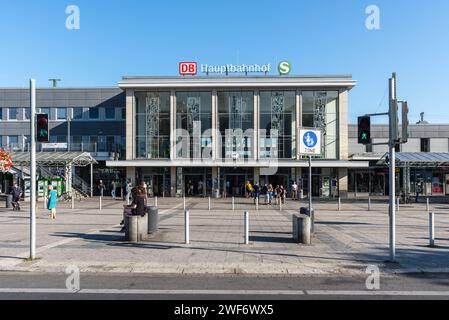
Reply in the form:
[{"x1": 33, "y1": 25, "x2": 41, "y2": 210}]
[{"x1": 0, "y1": 288, "x2": 448, "y2": 296}]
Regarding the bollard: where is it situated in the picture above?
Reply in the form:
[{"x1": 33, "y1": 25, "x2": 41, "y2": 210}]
[
  {"x1": 208, "y1": 197, "x2": 211, "y2": 211},
  {"x1": 71, "y1": 194, "x2": 75, "y2": 210},
  {"x1": 426, "y1": 197, "x2": 430, "y2": 212},
  {"x1": 232, "y1": 197, "x2": 235, "y2": 211},
  {"x1": 244, "y1": 211, "x2": 249, "y2": 245},
  {"x1": 183, "y1": 196, "x2": 186, "y2": 210},
  {"x1": 279, "y1": 200, "x2": 282, "y2": 211},
  {"x1": 99, "y1": 196, "x2": 102, "y2": 211},
  {"x1": 155, "y1": 196, "x2": 158, "y2": 207},
  {"x1": 42, "y1": 197, "x2": 46, "y2": 209},
  {"x1": 185, "y1": 210, "x2": 190, "y2": 244},
  {"x1": 368, "y1": 197, "x2": 371, "y2": 211},
  {"x1": 429, "y1": 212, "x2": 435, "y2": 247},
  {"x1": 338, "y1": 197, "x2": 341, "y2": 212},
  {"x1": 256, "y1": 198, "x2": 259, "y2": 211},
  {"x1": 396, "y1": 197, "x2": 400, "y2": 212}
]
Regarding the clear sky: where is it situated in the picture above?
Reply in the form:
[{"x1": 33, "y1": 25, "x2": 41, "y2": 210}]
[{"x1": 1, "y1": 0, "x2": 448, "y2": 124}]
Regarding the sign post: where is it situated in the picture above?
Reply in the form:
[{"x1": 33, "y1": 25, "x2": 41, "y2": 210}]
[
  {"x1": 30, "y1": 79, "x2": 36, "y2": 260},
  {"x1": 299, "y1": 129, "x2": 322, "y2": 220}
]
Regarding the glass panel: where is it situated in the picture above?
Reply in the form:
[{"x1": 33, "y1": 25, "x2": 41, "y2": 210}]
[
  {"x1": 105, "y1": 108, "x2": 115, "y2": 119},
  {"x1": 73, "y1": 108, "x2": 83, "y2": 120},
  {"x1": 56, "y1": 108, "x2": 67, "y2": 120}
]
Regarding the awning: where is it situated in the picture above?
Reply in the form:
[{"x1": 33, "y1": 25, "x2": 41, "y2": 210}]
[
  {"x1": 11, "y1": 152, "x2": 97, "y2": 167},
  {"x1": 106, "y1": 159, "x2": 369, "y2": 169},
  {"x1": 377, "y1": 152, "x2": 449, "y2": 167}
]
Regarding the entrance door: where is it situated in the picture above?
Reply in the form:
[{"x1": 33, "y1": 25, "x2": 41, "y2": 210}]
[
  {"x1": 185, "y1": 175, "x2": 206, "y2": 197},
  {"x1": 144, "y1": 175, "x2": 164, "y2": 197},
  {"x1": 224, "y1": 175, "x2": 247, "y2": 197}
]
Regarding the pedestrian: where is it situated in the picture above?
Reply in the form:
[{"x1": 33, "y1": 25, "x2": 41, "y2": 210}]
[
  {"x1": 10, "y1": 182, "x2": 23, "y2": 211},
  {"x1": 279, "y1": 185, "x2": 286, "y2": 205},
  {"x1": 262, "y1": 184, "x2": 268, "y2": 204},
  {"x1": 140, "y1": 181, "x2": 149, "y2": 205},
  {"x1": 245, "y1": 181, "x2": 252, "y2": 198},
  {"x1": 47, "y1": 185, "x2": 58, "y2": 220},
  {"x1": 121, "y1": 187, "x2": 145, "y2": 231},
  {"x1": 274, "y1": 185, "x2": 280, "y2": 205},
  {"x1": 111, "y1": 180, "x2": 116, "y2": 200},
  {"x1": 98, "y1": 180, "x2": 105, "y2": 197},
  {"x1": 253, "y1": 182, "x2": 260, "y2": 204},
  {"x1": 291, "y1": 181, "x2": 298, "y2": 200},
  {"x1": 267, "y1": 184, "x2": 274, "y2": 205}
]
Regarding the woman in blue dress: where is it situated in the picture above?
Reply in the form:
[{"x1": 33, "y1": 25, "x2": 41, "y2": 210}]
[{"x1": 47, "y1": 185, "x2": 58, "y2": 220}]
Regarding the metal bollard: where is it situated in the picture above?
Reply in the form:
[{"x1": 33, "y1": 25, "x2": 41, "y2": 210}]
[
  {"x1": 256, "y1": 198, "x2": 259, "y2": 211},
  {"x1": 71, "y1": 195, "x2": 75, "y2": 210},
  {"x1": 396, "y1": 197, "x2": 400, "y2": 212},
  {"x1": 208, "y1": 197, "x2": 211, "y2": 211},
  {"x1": 155, "y1": 196, "x2": 158, "y2": 207},
  {"x1": 232, "y1": 197, "x2": 235, "y2": 211},
  {"x1": 426, "y1": 197, "x2": 430, "y2": 212},
  {"x1": 42, "y1": 197, "x2": 46, "y2": 209},
  {"x1": 279, "y1": 200, "x2": 282, "y2": 211},
  {"x1": 338, "y1": 197, "x2": 341, "y2": 212},
  {"x1": 185, "y1": 210, "x2": 190, "y2": 244},
  {"x1": 429, "y1": 212, "x2": 435, "y2": 247},
  {"x1": 368, "y1": 197, "x2": 371, "y2": 211},
  {"x1": 99, "y1": 196, "x2": 102, "y2": 211},
  {"x1": 244, "y1": 211, "x2": 249, "y2": 245},
  {"x1": 183, "y1": 196, "x2": 186, "y2": 211}
]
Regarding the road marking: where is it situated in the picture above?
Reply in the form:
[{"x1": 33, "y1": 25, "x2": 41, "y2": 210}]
[{"x1": 0, "y1": 288, "x2": 448, "y2": 296}]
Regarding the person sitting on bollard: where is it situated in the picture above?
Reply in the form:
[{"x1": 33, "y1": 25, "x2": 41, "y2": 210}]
[{"x1": 121, "y1": 187, "x2": 146, "y2": 232}]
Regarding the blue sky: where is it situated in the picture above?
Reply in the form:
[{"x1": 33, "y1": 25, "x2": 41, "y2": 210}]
[{"x1": 0, "y1": 0, "x2": 448, "y2": 123}]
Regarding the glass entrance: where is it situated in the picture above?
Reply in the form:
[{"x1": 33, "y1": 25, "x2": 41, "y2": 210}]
[{"x1": 144, "y1": 174, "x2": 165, "y2": 197}]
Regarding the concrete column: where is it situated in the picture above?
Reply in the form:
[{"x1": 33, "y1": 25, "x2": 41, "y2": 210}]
[
  {"x1": 338, "y1": 168, "x2": 348, "y2": 199},
  {"x1": 253, "y1": 90, "x2": 259, "y2": 160},
  {"x1": 126, "y1": 167, "x2": 136, "y2": 186},
  {"x1": 170, "y1": 90, "x2": 176, "y2": 160},
  {"x1": 170, "y1": 167, "x2": 176, "y2": 197},
  {"x1": 212, "y1": 90, "x2": 218, "y2": 160},
  {"x1": 125, "y1": 90, "x2": 135, "y2": 161},
  {"x1": 338, "y1": 90, "x2": 349, "y2": 160},
  {"x1": 254, "y1": 167, "x2": 260, "y2": 184}
]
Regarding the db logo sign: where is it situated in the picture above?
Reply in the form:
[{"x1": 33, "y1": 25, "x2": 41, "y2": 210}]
[{"x1": 179, "y1": 62, "x2": 197, "y2": 76}]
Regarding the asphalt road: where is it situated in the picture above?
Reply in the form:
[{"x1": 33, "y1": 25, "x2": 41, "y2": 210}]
[{"x1": 0, "y1": 272, "x2": 449, "y2": 300}]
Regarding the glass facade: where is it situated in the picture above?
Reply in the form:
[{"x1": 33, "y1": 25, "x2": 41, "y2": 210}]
[
  {"x1": 259, "y1": 91, "x2": 296, "y2": 159},
  {"x1": 176, "y1": 92, "x2": 212, "y2": 159},
  {"x1": 302, "y1": 91, "x2": 338, "y2": 159},
  {"x1": 135, "y1": 91, "x2": 170, "y2": 159},
  {"x1": 217, "y1": 91, "x2": 254, "y2": 159}
]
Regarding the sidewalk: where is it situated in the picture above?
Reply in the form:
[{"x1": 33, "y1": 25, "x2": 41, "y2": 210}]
[{"x1": 1, "y1": 197, "x2": 448, "y2": 275}]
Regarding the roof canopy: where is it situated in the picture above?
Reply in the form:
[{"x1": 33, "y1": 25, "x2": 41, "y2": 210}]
[
  {"x1": 378, "y1": 152, "x2": 449, "y2": 167},
  {"x1": 11, "y1": 152, "x2": 97, "y2": 167}
]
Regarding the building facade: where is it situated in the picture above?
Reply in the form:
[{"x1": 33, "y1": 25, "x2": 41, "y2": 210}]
[{"x1": 105, "y1": 76, "x2": 366, "y2": 198}]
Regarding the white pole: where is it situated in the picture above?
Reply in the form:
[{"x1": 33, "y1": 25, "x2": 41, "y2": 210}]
[
  {"x1": 232, "y1": 197, "x2": 235, "y2": 211},
  {"x1": 90, "y1": 162, "x2": 93, "y2": 198},
  {"x1": 429, "y1": 212, "x2": 435, "y2": 247},
  {"x1": 389, "y1": 74, "x2": 397, "y2": 262},
  {"x1": 256, "y1": 197, "x2": 259, "y2": 211},
  {"x1": 279, "y1": 199, "x2": 282, "y2": 211},
  {"x1": 208, "y1": 197, "x2": 211, "y2": 211},
  {"x1": 185, "y1": 210, "x2": 190, "y2": 244},
  {"x1": 338, "y1": 197, "x2": 341, "y2": 212},
  {"x1": 30, "y1": 79, "x2": 36, "y2": 260},
  {"x1": 99, "y1": 196, "x2": 102, "y2": 211},
  {"x1": 396, "y1": 197, "x2": 400, "y2": 212},
  {"x1": 368, "y1": 197, "x2": 371, "y2": 211},
  {"x1": 71, "y1": 193, "x2": 75, "y2": 210},
  {"x1": 426, "y1": 197, "x2": 430, "y2": 212},
  {"x1": 183, "y1": 196, "x2": 186, "y2": 211},
  {"x1": 244, "y1": 211, "x2": 249, "y2": 245},
  {"x1": 155, "y1": 196, "x2": 158, "y2": 207}
]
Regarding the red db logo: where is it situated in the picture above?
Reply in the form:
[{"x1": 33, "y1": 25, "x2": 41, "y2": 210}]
[{"x1": 179, "y1": 62, "x2": 197, "y2": 76}]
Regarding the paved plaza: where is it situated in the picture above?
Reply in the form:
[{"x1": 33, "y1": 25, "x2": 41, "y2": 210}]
[{"x1": 0, "y1": 196, "x2": 448, "y2": 275}]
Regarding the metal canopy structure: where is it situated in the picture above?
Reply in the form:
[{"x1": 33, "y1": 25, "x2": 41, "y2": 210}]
[
  {"x1": 378, "y1": 152, "x2": 449, "y2": 167},
  {"x1": 11, "y1": 152, "x2": 97, "y2": 167}
]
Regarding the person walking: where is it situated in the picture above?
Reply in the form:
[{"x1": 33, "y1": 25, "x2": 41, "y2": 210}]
[
  {"x1": 111, "y1": 180, "x2": 117, "y2": 200},
  {"x1": 98, "y1": 180, "x2": 105, "y2": 198},
  {"x1": 279, "y1": 185, "x2": 286, "y2": 205},
  {"x1": 253, "y1": 182, "x2": 260, "y2": 204},
  {"x1": 274, "y1": 185, "x2": 280, "y2": 205},
  {"x1": 267, "y1": 184, "x2": 274, "y2": 205},
  {"x1": 47, "y1": 185, "x2": 58, "y2": 220},
  {"x1": 262, "y1": 184, "x2": 268, "y2": 204},
  {"x1": 10, "y1": 183, "x2": 23, "y2": 211},
  {"x1": 291, "y1": 181, "x2": 298, "y2": 200}
]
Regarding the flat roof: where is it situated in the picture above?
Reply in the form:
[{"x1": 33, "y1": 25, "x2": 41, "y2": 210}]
[
  {"x1": 119, "y1": 75, "x2": 357, "y2": 90},
  {"x1": 12, "y1": 152, "x2": 97, "y2": 167},
  {"x1": 378, "y1": 152, "x2": 449, "y2": 167}
]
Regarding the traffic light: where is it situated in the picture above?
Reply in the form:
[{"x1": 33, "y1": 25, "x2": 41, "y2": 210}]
[
  {"x1": 358, "y1": 116, "x2": 371, "y2": 145},
  {"x1": 36, "y1": 113, "x2": 49, "y2": 142},
  {"x1": 401, "y1": 101, "x2": 409, "y2": 143}
]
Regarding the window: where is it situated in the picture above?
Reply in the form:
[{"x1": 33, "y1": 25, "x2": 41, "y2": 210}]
[
  {"x1": 89, "y1": 108, "x2": 99, "y2": 119},
  {"x1": 0, "y1": 108, "x2": 2, "y2": 120},
  {"x1": 24, "y1": 108, "x2": 30, "y2": 120},
  {"x1": 73, "y1": 108, "x2": 84, "y2": 120},
  {"x1": 121, "y1": 108, "x2": 126, "y2": 120},
  {"x1": 8, "y1": 135, "x2": 19, "y2": 145},
  {"x1": 56, "y1": 108, "x2": 67, "y2": 120},
  {"x1": 8, "y1": 108, "x2": 18, "y2": 120},
  {"x1": 135, "y1": 92, "x2": 171, "y2": 159},
  {"x1": 421, "y1": 138, "x2": 430, "y2": 152},
  {"x1": 40, "y1": 108, "x2": 50, "y2": 118},
  {"x1": 105, "y1": 108, "x2": 115, "y2": 120}
]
